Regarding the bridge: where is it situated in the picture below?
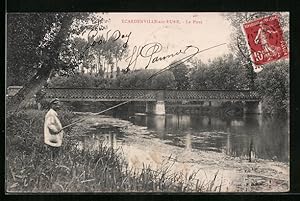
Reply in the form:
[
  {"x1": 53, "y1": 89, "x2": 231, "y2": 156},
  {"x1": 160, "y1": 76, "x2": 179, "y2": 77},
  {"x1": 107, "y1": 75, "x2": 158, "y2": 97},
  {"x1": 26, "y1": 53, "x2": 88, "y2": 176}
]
[{"x1": 43, "y1": 88, "x2": 261, "y2": 115}]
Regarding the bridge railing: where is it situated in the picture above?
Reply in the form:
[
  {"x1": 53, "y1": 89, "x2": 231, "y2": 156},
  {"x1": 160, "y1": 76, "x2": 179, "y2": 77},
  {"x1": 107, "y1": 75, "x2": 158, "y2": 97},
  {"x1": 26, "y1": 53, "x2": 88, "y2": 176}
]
[
  {"x1": 43, "y1": 88, "x2": 260, "y2": 101},
  {"x1": 44, "y1": 88, "x2": 158, "y2": 101},
  {"x1": 165, "y1": 90, "x2": 260, "y2": 101}
]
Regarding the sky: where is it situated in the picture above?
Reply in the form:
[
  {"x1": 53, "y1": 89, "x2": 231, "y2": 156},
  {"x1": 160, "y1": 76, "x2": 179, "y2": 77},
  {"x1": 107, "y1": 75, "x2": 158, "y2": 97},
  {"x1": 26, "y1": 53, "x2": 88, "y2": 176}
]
[{"x1": 89, "y1": 12, "x2": 233, "y2": 70}]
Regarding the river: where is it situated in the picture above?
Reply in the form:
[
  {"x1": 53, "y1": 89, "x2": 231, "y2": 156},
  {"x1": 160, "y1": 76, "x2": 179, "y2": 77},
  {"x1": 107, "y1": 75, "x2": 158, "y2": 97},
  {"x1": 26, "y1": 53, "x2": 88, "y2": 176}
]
[
  {"x1": 73, "y1": 102, "x2": 289, "y2": 163},
  {"x1": 71, "y1": 109, "x2": 289, "y2": 192},
  {"x1": 110, "y1": 113, "x2": 289, "y2": 163}
]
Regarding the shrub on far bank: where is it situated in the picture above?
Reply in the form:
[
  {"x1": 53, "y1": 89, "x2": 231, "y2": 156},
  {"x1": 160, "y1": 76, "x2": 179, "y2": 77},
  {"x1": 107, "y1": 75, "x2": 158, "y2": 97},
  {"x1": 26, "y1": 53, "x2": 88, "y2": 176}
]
[
  {"x1": 47, "y1": 74, "x2": 112, "y2": 88},
  {"x1": 255, "y1": 60, "x2": 289, "y2": 115}
]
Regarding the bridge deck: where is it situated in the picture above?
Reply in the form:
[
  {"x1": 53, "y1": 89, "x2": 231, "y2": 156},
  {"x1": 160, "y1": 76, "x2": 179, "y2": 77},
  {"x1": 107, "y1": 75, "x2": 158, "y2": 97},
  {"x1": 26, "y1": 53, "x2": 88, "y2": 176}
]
[{"x1": 43, "y1": 88, "x2": 260, "y2": 102}]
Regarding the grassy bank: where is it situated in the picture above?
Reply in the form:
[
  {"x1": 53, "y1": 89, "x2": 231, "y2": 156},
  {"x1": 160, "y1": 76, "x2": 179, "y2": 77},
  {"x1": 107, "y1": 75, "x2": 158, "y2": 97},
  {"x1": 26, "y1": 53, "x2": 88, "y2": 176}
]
[{"x1": 6, "y1": 109, "x2": 216, "y2": 192}]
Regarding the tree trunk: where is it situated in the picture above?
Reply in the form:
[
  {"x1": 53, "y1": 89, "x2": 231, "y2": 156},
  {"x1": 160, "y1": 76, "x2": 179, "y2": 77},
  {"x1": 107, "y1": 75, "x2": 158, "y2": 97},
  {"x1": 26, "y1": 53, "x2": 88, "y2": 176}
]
[
  {"x1": 103, "y1": 59, "x2": 106, "y2": 78},
  {"x1": 7, "y1": 15, "x2": 74, "y2": 113},
  {"x1": 106, "y1": 62, "x2": 109, "y2": 78},
  {"x1": 110, "y1": 63, "x2": 114, "y2": 78},
  {"x1": 7, "y1": 66, "x2": 53, "y2": 112}
]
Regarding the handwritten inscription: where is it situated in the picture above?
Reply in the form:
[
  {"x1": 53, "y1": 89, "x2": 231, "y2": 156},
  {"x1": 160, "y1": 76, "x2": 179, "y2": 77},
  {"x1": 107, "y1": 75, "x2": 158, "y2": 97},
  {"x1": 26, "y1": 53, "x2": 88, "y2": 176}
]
[
  {"x1": 76, "y1": 29, "x2": 131, "y2": 60},
  {"x1": 125, "y1": 43, "x2": 200, "y2": 71},
  {"x1": 87, "y1": 29, "x2": 131, "y2": 48},
  {"x1": 75, "y1": 28, "x2": 225, "y2": 79}
]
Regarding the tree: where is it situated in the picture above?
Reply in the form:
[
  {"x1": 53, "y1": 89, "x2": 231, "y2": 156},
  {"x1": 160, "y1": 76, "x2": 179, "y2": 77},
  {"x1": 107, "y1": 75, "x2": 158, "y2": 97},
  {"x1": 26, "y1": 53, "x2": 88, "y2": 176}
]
[
  {"x1": 223, "y1": 12, "x2": 289, "y2": 89},
  {"x1": 116, "y1": 66, "x2": 121, "y2": 77},
  {"x1": 113, "y1": 69, "x2": 176, "y2": 90},
  {"x1": 189, "y1": 59, "x2": 209, "y2": 89},
  {"x1": 256, "y1": 60, "x2": 289, "y2": 114},
  {"x1": 7, "y1": 13, "x2": 73, "y2": 112},
  {"x1": 114, "y1": 70, "x2": 150, "y2": 89},
  {"x1": 189, "y1": 54, "x2": 249, "y2": 90},
  {"x1": 7, "y1": 13, "x2": 57, "y2": 86},
  {"x1": 224, "y1": 12, "x2": 289, "y2": 114},
  {"x1": 150, "y1": 71, "x2": 176, "y2": 89},
  {"x1": 170, "y1": 62, "x2": 190, "y2": 90},
  {"x1": 7, "y1": 13, "x2": 108, "y2": 112},
  {"x1": 86, "y1": 33, "x2": 129, "y2": 78},
  {"x1": 208, "y1": 54, "x2": 249, "y2": 89},
  {"x1": 48, "y1": 74, "x2": 110, "y2": 88},
  {"x1": 64, "y1": 36, "x2": 89, "y2": 74}
]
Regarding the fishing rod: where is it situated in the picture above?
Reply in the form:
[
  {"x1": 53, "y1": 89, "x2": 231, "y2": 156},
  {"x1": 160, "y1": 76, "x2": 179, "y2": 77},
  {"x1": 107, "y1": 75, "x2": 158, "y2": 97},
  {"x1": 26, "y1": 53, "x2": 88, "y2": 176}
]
[
  {"x1": 58, "y1": 43, "x2": 227, "y2": 131},
  {"x1": 61, "y1": 100, "x2": 131, "y2": 130}
]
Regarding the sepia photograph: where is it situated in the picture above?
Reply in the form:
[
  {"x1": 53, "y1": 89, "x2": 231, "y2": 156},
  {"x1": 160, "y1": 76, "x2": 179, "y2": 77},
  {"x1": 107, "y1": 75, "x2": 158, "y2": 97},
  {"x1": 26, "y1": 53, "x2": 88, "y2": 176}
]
[{"x1": 6, "y1": 12, "x2": 290, "y2": 193}]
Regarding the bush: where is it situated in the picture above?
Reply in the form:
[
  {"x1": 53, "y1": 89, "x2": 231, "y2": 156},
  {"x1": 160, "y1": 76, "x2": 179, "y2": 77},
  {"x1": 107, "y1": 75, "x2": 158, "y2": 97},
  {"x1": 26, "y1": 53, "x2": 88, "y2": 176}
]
[
  {"x1": 114, "y1": 69, "x2": 176, "y2": 89},
  {"x1": 190, "y1": 54, "x2": 250, "y2": 90},
  {"x1": 6, "y1": 110, "x2": 75, "y2": 154},
  {"x1": 6, "y1": 110, "x2": 215, "y2": 192},
  {"x1": 47, "y1": 74, "x2": 111, "y2": 88},
  {"x1": 255, "y1": 60, "x2": 289, "y2": 114}
]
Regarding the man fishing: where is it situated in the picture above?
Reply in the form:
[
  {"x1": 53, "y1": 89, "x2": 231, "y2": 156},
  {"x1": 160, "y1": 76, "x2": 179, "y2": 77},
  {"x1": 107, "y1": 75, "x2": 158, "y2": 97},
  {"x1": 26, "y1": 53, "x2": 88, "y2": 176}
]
[{"x1": 44, "y1": 98, "x2": 64, "y2": 159}]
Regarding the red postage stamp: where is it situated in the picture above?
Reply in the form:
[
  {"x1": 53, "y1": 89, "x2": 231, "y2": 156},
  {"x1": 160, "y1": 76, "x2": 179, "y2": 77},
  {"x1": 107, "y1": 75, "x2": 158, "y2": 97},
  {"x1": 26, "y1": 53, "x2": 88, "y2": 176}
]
[{"x1": 242, "y1": 15, "x2": 289, "y2": 72}]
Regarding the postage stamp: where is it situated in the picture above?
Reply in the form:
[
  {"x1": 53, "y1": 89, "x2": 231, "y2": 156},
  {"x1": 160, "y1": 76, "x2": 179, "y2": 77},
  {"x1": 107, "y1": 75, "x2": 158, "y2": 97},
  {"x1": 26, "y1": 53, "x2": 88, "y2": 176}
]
[{"x1": 242, "y1": 15, "x2": 289, "y2": 72}]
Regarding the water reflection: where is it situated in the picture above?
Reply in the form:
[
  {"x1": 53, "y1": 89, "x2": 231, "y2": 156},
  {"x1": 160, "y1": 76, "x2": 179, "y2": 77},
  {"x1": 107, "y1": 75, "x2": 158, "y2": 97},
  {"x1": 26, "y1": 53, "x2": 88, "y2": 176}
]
[
  {"x1": 185, "y1": 132, "x2": 192, "y2": 151},
  {"x1": 76, "y1": 127, "x2": 120, "y2": 152},
  {"x1": 126, "y1": 114, "x2": 289, "y2": 162},
  {"x1": 103, "y1": 132, "x2": 117, "y2": 149},
  {"x1": 77, "y1": 134, "x2": 103, "y2": 152}
]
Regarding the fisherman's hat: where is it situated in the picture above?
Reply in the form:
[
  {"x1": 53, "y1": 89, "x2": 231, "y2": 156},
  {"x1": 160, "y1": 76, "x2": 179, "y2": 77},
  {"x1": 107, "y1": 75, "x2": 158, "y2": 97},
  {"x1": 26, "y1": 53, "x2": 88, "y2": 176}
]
[{"x1": 50, "y1": 98, "x2": 60, "y2": 105}]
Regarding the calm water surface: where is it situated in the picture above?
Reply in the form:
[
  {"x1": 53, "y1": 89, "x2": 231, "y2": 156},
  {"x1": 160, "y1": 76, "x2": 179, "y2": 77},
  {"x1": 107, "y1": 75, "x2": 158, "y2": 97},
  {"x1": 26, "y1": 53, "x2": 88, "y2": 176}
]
[
  {"x1": 113, "y1": 113, "x2": 289, "y2": 162},
  {"x1": 75, "y1": 103, "x2": 289, "y2": 163}
]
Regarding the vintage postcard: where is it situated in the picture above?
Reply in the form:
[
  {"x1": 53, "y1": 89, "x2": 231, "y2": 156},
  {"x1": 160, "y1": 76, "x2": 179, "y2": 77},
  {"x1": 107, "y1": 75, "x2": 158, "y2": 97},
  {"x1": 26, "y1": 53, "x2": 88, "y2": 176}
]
[{"x1": 6, "y1": 12, "x2": 289, "y2": 193}]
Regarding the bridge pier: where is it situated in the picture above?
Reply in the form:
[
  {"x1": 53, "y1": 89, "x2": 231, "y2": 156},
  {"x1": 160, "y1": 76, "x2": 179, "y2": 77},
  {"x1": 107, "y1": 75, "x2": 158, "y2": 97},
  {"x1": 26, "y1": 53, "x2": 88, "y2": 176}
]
[
  {"x1": 244, "y1": 101, "x2": 262, "y2": 114},
  {"x1": 146, "y1": 101, "x2": 166, "y2": 115}
]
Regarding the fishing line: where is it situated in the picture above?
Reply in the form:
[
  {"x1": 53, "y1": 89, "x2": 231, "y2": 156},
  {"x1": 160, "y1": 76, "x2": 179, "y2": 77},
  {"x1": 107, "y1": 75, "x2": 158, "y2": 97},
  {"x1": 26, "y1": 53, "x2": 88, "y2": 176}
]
[
  {"x1": 59, "y1": 43, "x2": 227, "y2": 131},
  {"x1": 61, "y1": 100, "x2": 130, "y2": 130}
]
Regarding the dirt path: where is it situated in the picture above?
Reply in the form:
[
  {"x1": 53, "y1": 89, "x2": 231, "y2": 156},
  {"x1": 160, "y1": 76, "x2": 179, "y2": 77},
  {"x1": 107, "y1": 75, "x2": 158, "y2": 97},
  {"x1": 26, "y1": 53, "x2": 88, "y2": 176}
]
[{"x1": 70, "y1": 114, "x2": 289, "y2": 192}]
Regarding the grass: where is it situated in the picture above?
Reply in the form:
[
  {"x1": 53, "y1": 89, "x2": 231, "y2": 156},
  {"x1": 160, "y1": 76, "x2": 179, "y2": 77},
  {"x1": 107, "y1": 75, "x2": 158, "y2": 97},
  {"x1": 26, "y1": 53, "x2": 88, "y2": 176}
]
[{"x1": 6, "y1": 109, "x2": 219, "y2": 192}]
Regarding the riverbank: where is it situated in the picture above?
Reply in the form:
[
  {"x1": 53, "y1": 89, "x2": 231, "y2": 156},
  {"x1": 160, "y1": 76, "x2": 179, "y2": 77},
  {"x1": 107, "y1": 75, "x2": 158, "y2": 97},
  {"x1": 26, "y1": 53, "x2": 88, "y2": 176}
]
[
  {"x1": 6, "y1": 110, "x2": 220, "y2": 192},
  {"x1": 6, "y1": 110, "x2": 289, "y2": 192},
  {"x1": 72, "y1": 113, "x2": 289, "y2": 192}
]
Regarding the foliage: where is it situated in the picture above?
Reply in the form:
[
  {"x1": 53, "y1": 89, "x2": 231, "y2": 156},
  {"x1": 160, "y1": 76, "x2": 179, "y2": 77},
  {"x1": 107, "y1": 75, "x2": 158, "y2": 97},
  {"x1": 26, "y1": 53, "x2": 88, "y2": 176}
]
[
  {"x1": 189, "y1": 53, "x2": 289, "y2": 114},
  {"x1": 255, "y1": 60, "x2": 289, "y2": 114},
  {"x1": 190, "y1": 54, "x2": 250, "y2": 90},
  {"x1": 150, "y1": 71, "x2": 177, "y2": 89},
  {"x1": 170, "y1": 62, "x2": 191, "y2": 90},
  {"x1": 6, "y1": 110, "x2": 217, "y2": 192},
  {"x1": 7, "y1": 12, "x2": 289, "y2": 115},
  {"x1": 223, "y1": 12, "x2": 289, "y2": 89},
  {"x1": 112, "y1": 70, "x2": 150, "y2": 89},
  {"x1": 7, "y1": 13, "x2": 58, "y2": 86},
  {"x1": 189, "y1": 61, "x2": 209, "y2": 90},
  {"x1": 7, "y1": 13, "x2": 86, "y2": 111},
  {"x1": 6, "y1": 13, "x2": 117, "y2": 112},
  {"x1": 47, "y1": 52, "x2": 289, "y2": 114},
  {"x1": 48, "y1": 69, "x2": 177, "y2": 89},
  {"x1": 61, "y1": 37, "x2": 90, "y2": 74},
  {"x1": 113, "y1": 69, "x2": 176, "y2": 89},
  {"x1": 116, "y1": 66, "x2": 121, "y2": 77},
  {"x1": 47, "y1": 74, "x2": 112, "y2": 88},
  {"x1": 223, "y1": 12, "x2": 289, "y2": 114},
  {"x1": 7, "y1": 13, "x2": 96, "y2": 85},
  {"x1": 63, "y1": 28, "x2": 129, "y2": 78}
]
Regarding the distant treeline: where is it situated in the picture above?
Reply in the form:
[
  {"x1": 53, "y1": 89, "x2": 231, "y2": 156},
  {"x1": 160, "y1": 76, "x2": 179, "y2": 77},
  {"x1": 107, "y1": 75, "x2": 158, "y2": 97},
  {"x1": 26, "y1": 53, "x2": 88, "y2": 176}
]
[{"x1": 47, "y1": 54, "x2": 289, "y2": 115}]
